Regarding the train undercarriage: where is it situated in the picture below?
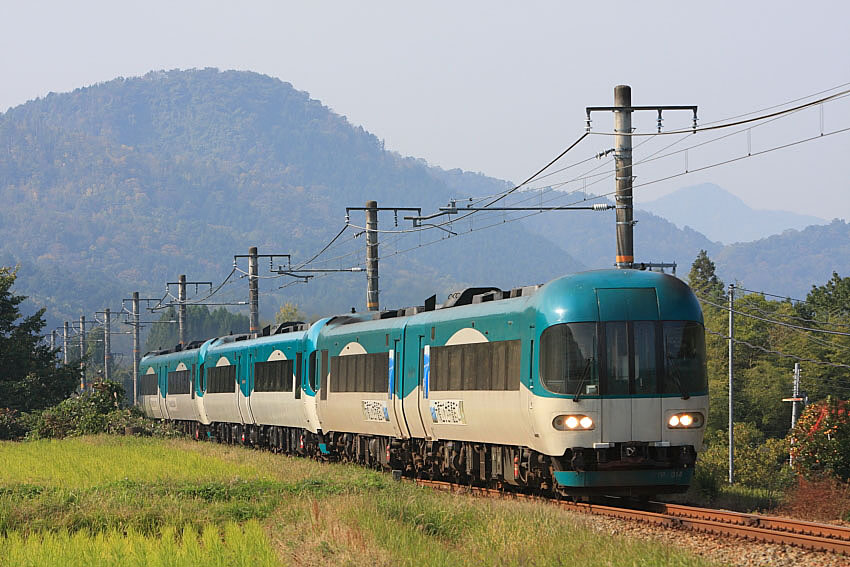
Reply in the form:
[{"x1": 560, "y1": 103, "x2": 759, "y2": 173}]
[{"x1": 171, "y1": 420, "x2": 695, "y2": 497}]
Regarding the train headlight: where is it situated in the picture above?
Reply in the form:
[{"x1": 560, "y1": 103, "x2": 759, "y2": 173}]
[
  {"x1": 553, "y1": 414, "x2": 595, "y2": 431},
  {"x1": 667, "y1": 412, "x2": 704, "y2": 429}
]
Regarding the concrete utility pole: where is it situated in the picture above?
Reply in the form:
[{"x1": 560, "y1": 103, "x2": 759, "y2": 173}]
[
  {"x1": 50, "y1": 330, "x2": 56, "y2": 354},
  {"x1": 63, "y1": 322, "x2": 69, "y2": 365},
  {"x1": 586, "y1": 86, "x2": 697, "y2": 268},
  {"x1": 178, "y1": 274, "x2": 187, "y2": 346},
  {"x1": 104, "y1": 308, "x2": 112, "y2": 383},
  {"x1": 79, "y1": 315, "x2": 86, "y2": 391},
  {"x1": 613, "y1": 86, "x2": 634, "y2": 268},
  {"x1": 249, "y1": 246, "x2": 259, "y2": 336},
  {"x1": 365, "y1": 200, "x2": 379, "y2": 311},
  {"x1": 791, "y1": 363, "x2": 801, "y2": 430},
  {"x1": 132, "y1": 292, "x2": 140, "y2": 405},
  {"x1": 728, "y1": 283, "x2": 735, "y2": 484}
]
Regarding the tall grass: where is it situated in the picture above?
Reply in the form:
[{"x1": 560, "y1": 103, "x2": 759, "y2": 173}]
[
  {"x1": 0, "y1": 521, "x2": 279, "y2": 567},
  {"x1": 0, "y1": 436, "x2": 265, "y2": 487},
  {"x1": 1, "y1": 435, "x2": 726, "y2": 566}
]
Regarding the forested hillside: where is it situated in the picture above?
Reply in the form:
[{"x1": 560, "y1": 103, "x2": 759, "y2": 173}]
[
  {"x1": 1, "y1": 68, "x2": 846, "y2": 338},
  {"x1": 0, "y1": 69, "x2": 581, "y2": 330}
]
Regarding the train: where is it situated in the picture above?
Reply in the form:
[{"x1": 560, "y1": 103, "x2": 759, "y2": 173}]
[{"x1": 139, "y1": 269, "x2": 708, "y2": 496}]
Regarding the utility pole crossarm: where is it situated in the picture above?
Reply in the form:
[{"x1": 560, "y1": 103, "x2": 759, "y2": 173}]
[
  {"x1": 586, "y1": 105, "x2": 698, "y2": 133},
  {"x1": 586, "y1": 86, "x2": 698, "y2": 268}
]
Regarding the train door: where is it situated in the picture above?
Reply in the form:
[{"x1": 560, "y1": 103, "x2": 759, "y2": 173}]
[
  {"x1": 389, "y1": 336, "x2": 409, "y2": 439},
  {"x1": 240, "y1": 352, "x2": 255, "y2": 424},
  {"x1": 632, "y1": 321, "x2": 661, "y2": 441},
  {"x1": 597, "y1": 289, "x2": 662, "y2": 443},
  {"x1": 158, "y1": 365, "x2": 170, "y2": 420},
  {"x1": 417, "y1": 336, "x2": 436, "y2": 440}
]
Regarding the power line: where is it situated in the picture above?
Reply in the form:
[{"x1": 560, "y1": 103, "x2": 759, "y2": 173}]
[
  {"x1": 696, "y1": 293, "x2": 850, "y2": 337},
  {"x1": 704, "y1": 328, "x2": 850, "y2": 369}
]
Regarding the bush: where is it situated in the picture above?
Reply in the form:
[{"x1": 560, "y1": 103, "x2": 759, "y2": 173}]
[
  {"x1": 25, "y1": 380, "x2": 180, "y2": 440},
  {"x1": 0, "y1": 408, "x2": 28, "y2": 440},
  {"x1": 697, "y1": 423, "x2": 794, "y2": 496},
  {"x1": 790, "y1": 397, "x2": 850, "y2": 481}
]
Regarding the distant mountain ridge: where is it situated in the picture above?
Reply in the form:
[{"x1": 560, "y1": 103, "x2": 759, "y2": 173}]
[{"x1": 639, "y1": 183, "x2": 826, "y2": 244}]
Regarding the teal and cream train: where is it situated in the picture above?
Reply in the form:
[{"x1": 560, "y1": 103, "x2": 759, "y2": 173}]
[{"x1": 140, "y1": 269, "x2": 708, "y2": 495}]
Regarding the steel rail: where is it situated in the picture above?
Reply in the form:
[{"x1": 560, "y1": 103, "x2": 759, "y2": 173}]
[{"x1": 414, "y1": 479, "x2": 850, "y2": 555}]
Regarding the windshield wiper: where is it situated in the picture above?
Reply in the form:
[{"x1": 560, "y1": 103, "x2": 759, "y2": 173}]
[
  {"x1": 572, "y1": 358, "x2": 592, "y2": 403},
  {"x1": 667, "y1": 357, "x2": 690, "y2": 400}
]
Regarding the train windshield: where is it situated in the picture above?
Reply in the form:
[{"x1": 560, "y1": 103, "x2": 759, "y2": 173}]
[
  {"x1": 540, "y1": 321, "x2": 707, "y2": 396},
  {"x1": 539, "y1": 322, "x2": 599, "y2": 396},
  {"x1": 662, "y1": 321, "x2": 707, "y2": 396}
]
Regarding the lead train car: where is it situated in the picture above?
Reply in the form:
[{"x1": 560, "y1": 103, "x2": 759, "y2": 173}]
[{"x1": 139, "y1": 269, "x2": 708, "y2": 495}]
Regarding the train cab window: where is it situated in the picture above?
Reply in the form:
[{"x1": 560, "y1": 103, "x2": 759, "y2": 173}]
[
  {"x1": 539, "y1": 322, "x2": 598, "y2": 396},
  {"x1": 662, "y1": 321, "x2": 708, "y2": 395},
  {"x1": 633, "y1": 321, "x2": 659, "y2": 395},
  {"x1": 604, "y1": 322, "x2": 630, "y2": 395}
]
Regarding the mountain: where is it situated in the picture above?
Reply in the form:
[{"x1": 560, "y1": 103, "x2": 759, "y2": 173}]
[
  {"x1": 713, "y1": 219, "x2": 850, "y2": 298},
  {"x1": 1, "y1": 68, "x2": 846, "y2": 351},
  {"x1": 0, "y1": 69, "x2": 582, "y2": 335},
  {"x1": 640, "y1": 183, "x2": 826, "y2": 244}
]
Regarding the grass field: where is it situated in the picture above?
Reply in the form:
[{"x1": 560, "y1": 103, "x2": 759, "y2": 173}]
[{"x1": 0, "y1": 435, "x2": 723, "y2": 566}]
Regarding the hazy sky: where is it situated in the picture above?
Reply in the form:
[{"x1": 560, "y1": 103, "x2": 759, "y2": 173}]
[{"x1": 3, "y1": 1, "x2": 849, "y2": 219}]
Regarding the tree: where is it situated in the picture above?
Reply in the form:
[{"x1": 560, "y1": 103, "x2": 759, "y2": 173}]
[
  {"x1": 800, "y1": 272, "x2": 850, "y2": 319},
  {"x1": 790, "y1": 397, "x2": 850, "y2": 481},
  {"x1": 688, "y1": 250, "x2": 725, "y2": 300},
  {"x1": 275, "y1": 302, "x2": 306, "y2": 324},
  {"x1": 0, "y1": 267, "x2": 78, "y2": 412},
  {"x1": 144, "y1": 305, "x2": 249, "y2": 351}
]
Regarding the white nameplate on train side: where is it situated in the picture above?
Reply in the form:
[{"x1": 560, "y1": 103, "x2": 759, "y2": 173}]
[
  {"x1": 429, "y1": 400, "x2": 466, "y2": 425},
  {"x1": 362, "y1": 400, "x2": 390, "y2": 422}
]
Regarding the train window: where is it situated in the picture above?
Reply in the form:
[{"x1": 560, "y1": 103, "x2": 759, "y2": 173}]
[
  {"x1": 308, "y1": 352, "x2": 317, "y2": 393},
  {"x1": 539, "y1": 323, "x2": 598, "y2": 396},
  {"x1": 206, "y1": 365, "x2": 236, "y2": 394},
  {"x1": 167, "y1": 370, "x2": 191, "y2": 395},
  {"x1": 254, "y1": 359, "x2": 294, "y2": 392},
  {"x1": 633, "y1": 322, "x2": 659, "y2": 395},
  {"x1": 430, "y1": 339, "x2": 521, "y2": 391},
  {"x1": 662, "y1": 322, "x2": 708, "y2": 395},
  {"x1": 604, "y1": 322, "x2": 630, "y2": 395},
  {"x1": 140, "y1": 372, "x2": 158, "y2": 396},
  {"x1": 330, "y1": 352, "x2": 389, "y2": 393}
]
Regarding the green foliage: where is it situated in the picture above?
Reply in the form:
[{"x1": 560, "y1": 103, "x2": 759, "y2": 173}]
[
  {"x1": 688, "y1": 249, "x2": 725, "y2": 300},
  {"x1": 0, "y1": 266, "x2": 79, "y2": 413},
  {"x1": 790, "y1": 397, "x2": 850, "y2": 481},
  {"x1": 24, "y1": 380, "x2": 177, "y2": 440},
  {"x1": 0, "y1": 408, "x2": 28, "y2": 440},
  {"x1": 697, "y1": 423, "x2": 794, "y2": 498},
  {"x1": 274, "y1": 301, "x2": 306, "y2": 324},
  {"x1": 144, "y1": 305, "x2": 248, "y2": 352}
]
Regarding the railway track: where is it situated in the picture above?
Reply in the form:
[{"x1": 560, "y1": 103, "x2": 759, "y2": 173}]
[{"x1": 415, "y1": 479, "x2": 850, "y2": 555}]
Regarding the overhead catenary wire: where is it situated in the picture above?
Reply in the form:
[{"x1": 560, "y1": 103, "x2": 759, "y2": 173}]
[
  {"x1": 704, "y1": 328, "x2": 850, "y2": 370},
  {"x1": 696, "y1": 293, "x2": 850, "y2": 337}
]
